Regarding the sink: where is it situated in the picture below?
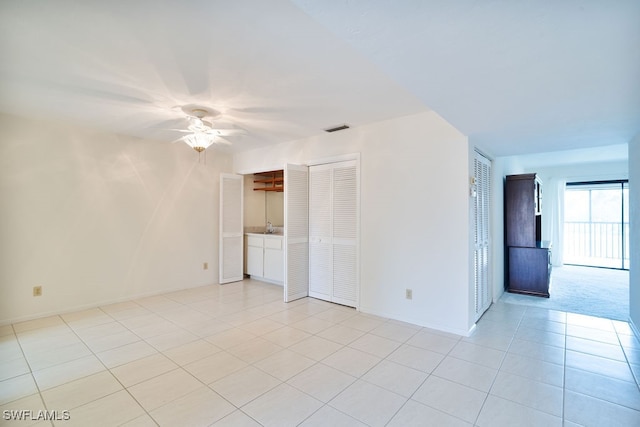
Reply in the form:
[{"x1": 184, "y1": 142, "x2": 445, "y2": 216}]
[{"x1": 245, "y1": 231, "x2": 283, "y2": 236}]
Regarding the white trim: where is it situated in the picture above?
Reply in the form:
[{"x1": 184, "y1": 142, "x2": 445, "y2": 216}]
[
  {"x1": 309, "y1": 291, "x2": 330, "y2": 300},
  {"x1": 246, "y1": 276, "x2": 283, "y2": 286},
  {"x1": 0, "y1": 282, "x2": 218, "y2": 326},
  {"x1": 358, "y1": 305, "x2": 477, "y2": 337},
  {"x1": 629, "y1": 316, "x2": 640, "y2": 342},
  {"x1": 474, "y1": 146, "x2": 494, "y2": 162},
  {"x1": 235, "y1": 164, "x2": 287, "y2": 175},
  {"x1": 306, "y1": 152, "x2": 360, "y2": 167}
]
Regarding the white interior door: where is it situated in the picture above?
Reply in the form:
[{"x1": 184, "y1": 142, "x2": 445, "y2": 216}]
[
  {"x1": 309, "y1": 164, "x2": 332, "y2": 300},
  {"x1": 308, "y1": 159, "x2": 359, "y2": 308},
  {"x1": 219, "y1": 173, "x2": 243, "y2": 284},
  {"x1": 331, "y1": 161, "x2": 359, "y2": 306},
  {"x1": 473, "y1": 152, "x2": 491, "y2": 320},
  {"x1": 284, "y1": 164, "x2": 309, "y2": 302}
]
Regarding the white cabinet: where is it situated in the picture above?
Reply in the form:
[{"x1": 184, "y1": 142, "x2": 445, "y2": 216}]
[
  {"x1": 245, "y1": 233, "x2": 284, "y2": 285},
  {"x1": 246, "y1": 235, "x2": 264, "y2": 277},
  {"x1": 264, "y1": 236, "x2": 284, "y2": 282}
]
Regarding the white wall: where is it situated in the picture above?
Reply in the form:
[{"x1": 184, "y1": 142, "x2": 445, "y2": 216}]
[
  {"x1": 535, "y1": 160, "x2": 628, "y2": 186},
  {"x1": 0, "y1": 113, "x2": 233, "y2": 324},
  {"x1": 235, "y1": 111, "x2": 473, "y2": 335},
  {"x1": 266, "y1": 192, "x2": 284, "y2": 227},
  {"x1": 244, "y1": 175, "x2": 266, "y2": 228},
  {"x1": 629, "y1": 135, "x2": 639, "y2": 333},
  {"x1": 243, "y1": 175, "x2": 285, "y2": 229}
]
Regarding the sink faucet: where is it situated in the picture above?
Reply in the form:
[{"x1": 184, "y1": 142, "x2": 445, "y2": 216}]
[{"x1": 266, "y1": 221, "x2": 274, "y2": 234}]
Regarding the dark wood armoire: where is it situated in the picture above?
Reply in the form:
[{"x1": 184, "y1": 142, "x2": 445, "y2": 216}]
[{"x1": 505, "y1": 173, "x2": 551, "y2": 297}]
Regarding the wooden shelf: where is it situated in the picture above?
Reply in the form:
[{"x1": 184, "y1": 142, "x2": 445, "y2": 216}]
[
  {"x1": 254, "y1": 177, "x2": 284, "y2": 184},
  {"x1": 253, "y1": 170, "x2": 284, "y2": 192},
  {"x1": 254, "y1": 170, "x2": 283, "y2": 177}
]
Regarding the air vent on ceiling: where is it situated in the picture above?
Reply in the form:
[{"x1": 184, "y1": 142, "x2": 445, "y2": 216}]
[{"x1": 324, "y1": 124, "x2": 350, "y2": 133}]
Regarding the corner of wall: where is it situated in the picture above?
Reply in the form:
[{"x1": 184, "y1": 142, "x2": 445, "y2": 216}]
[
  {"x1": 491, "y1": 157, "x2": 506, "y2": 303},
  {"x1": 628, "y1": 135, "x2": 640, "y2": 335}
]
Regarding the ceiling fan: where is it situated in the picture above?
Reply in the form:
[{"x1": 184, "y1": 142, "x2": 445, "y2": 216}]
[{"x1": 172, "y1": 106, "x2": 245, "y2": 152}]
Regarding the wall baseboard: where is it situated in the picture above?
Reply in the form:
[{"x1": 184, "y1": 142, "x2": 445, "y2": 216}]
[
  {"x1": 0, "y1": 282, "x2": 218, "y2": 327},
  {"x1": 358, "y1": 305, "x2": 475, "y2": 337},
  {"x1": 630, "y1": 317, "x2": 640, "y2": 343}
]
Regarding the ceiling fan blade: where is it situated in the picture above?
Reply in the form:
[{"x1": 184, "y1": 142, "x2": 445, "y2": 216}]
[
  {"x1": 44, "y1": 79, "x2": 155, "y2": 105},
  {"x1": 229, "y1": 106, "x2": 284, "y2": 114},
  {"x1": 169, "y1": 133, "x2": 230, "y2": 145},
  {"x1": 205, "y1": 129, "x2": 246, "y2": 136},
  {"x1": 149, "y1": 118, "x2": 188, "y2": 129},
  {"x1": 170, "y1": 136, "x2": 187, "y2": 143}
]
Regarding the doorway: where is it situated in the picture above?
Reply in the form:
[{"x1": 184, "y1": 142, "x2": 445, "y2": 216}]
[{"x1": 500, "y1": 178, "x2": 630, "y2": 321}]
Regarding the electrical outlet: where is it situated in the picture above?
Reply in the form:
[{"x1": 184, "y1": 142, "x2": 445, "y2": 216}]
[
  {"x1": 33, "y1": 286, "x2": 42, "y2": 297},
  {"x1": 405, "y1": 289, "x2": 412, "y2": 300},
  {"x1": 203, "y1": 262, "x2": 208, "y2": 270}
]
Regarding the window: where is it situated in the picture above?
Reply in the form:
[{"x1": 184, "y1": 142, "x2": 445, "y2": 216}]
[{"x1": 563, "y1": 181, "x2": 629, "y2": 269}]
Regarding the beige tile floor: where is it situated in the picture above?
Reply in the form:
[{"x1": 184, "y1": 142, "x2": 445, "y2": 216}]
[{"x1": 1, "y1": 279, "x2": 639, "y2": 426}]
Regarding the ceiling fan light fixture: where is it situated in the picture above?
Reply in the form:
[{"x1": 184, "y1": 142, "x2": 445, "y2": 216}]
[
  {"x1": 180, "y1": 105, "x2": 220, "y2": 120},
  {"x1": 191, "y1": 108, "x2": 208, "y2": 118},
  {"x1": 188, "y1": 118, "x2": 214, "y2": 132},
  {"x1": 183, "y1": 132, "x2": 215, "y2": 153},
  {"x1": 175, "y1": 104, "x2": 235, "y2": 156}
]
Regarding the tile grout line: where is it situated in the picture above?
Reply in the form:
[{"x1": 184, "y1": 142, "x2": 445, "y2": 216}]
[
  {"x1": 615, "y1": 323, "x2": 640, "y2": 392},
  {"x1": 60, "y1": 308, "x2": 158, "y2": 426},
  {"x1": 562, "y1": 312, "x2": 568, "y2": 425},
  {"x1": 4, "y1": 283, "x2": 639, "y2": 426},
  {"x1": 9, "y1": 322, "x2": 55, "y2": 427},
  {"x1": 471, "y1": 304, "x2": 526, "y2": 426}
]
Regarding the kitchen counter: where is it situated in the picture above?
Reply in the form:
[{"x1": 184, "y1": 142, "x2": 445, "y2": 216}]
[{"x1": 245, "y1": 231, "x2": 284, "y2": 236}]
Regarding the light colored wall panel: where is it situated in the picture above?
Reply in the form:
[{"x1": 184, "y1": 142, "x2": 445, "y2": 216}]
[
  {"x1": 629, "y1": 135, "x2": 639, "y2": 332},
  {"x1": 0, "y1": 113, "x2": 232, "y2": 324}
]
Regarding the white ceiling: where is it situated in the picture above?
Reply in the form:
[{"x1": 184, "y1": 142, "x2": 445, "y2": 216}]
[{"x1": 1, "y1": 0, "x2": 638, "y2": 158}]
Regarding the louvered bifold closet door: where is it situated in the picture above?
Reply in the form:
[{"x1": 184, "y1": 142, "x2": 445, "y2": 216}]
[
  {"x1": 284, "y1": 164, "x2": 309, "y2": 302},
  {"x1": 308, "y1": 159, "x2": 359, "y2": 308},
  {"x1": 473, "y1": 152, "x2": 491, "y2": 320},
  {"x1": 309, "y1": 165, "x2": 332, "y2": 300},
  {"x1": 331, "y1": 162, "x2": 358, "y2": 306},
  {"x1": 480, "y1": 159, "x2": 491, "y2": 310},
  {"x1": 473, "y1": 158, "x2": 482, "y2": 316},
  {"x1": 219, "y1": 173, "x2": 243, "y2": 284}
]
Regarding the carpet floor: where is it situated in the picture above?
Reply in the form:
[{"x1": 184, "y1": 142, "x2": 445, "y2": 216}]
[{"x1": 500, "y1": 264, "x2": 629, "y2": 321}]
